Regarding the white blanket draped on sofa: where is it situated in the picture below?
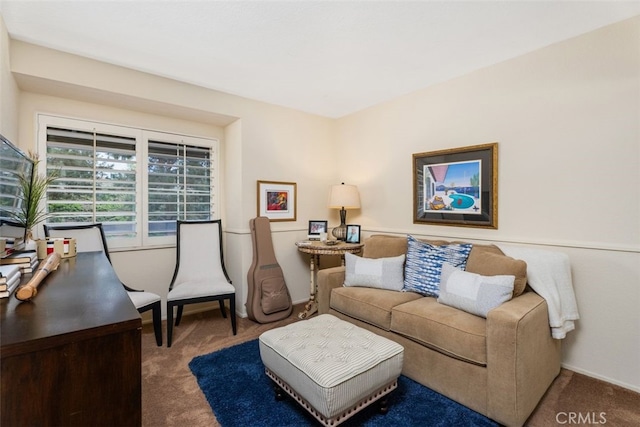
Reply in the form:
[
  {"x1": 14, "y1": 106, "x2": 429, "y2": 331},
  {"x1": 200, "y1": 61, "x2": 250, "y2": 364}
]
[{"x1": 498, "y1": 244, "x2": 579, "y2": 339}]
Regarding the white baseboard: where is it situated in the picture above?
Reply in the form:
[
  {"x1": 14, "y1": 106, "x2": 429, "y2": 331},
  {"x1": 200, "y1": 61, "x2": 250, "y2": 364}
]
[{"x1": 562, "y1": 363, "x2": 640, "y2": 393}]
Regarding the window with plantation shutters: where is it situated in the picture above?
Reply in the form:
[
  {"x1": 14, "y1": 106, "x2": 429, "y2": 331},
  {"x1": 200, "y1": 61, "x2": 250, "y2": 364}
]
[
  {"x1": 146, "y1": 136, "x2": 216, "y2": 240},
  {"x1": 46, "y1": 126, "x2": 139, "y2": 243},
  {"x1": 38, "y1": 115, "x2": 218, "y2": 250}
]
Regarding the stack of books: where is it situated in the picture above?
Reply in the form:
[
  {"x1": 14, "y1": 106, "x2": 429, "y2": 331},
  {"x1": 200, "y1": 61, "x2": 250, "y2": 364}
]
[
  {"x1": 0, "y1": 264, "x2": 21, "y2": 298},
  {"x1": 0, "y1": 251, "x2": 39, "y2": 274}
]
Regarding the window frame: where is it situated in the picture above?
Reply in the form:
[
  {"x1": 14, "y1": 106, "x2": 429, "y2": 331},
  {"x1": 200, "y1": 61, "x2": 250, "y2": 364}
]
[
  {"x1": 37, "y1": 114, "x2": 219, "y2": 250},
  {"x1": 142, "y1": 129, "x2": 219, "y2": 247}
]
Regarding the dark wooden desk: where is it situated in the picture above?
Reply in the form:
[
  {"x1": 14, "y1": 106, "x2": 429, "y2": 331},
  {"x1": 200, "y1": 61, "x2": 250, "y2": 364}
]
[{"x1": 1, "y1": 251, "x2": 142, "y2": 426}]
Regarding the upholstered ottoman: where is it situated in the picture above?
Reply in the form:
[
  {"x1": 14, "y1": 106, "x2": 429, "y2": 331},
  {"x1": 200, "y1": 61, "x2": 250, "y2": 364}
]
[{"x1": 258, "y1": 314, "x2": 404, "y2": 426}]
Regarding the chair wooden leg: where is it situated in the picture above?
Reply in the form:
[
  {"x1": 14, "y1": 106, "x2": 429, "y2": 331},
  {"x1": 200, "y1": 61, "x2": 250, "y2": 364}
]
[
  {"x1": 230, "y1": 295, "x2": 237, "y2": 335},
  {"x1": 151, "y1": 301, "x2": 162, "y2": 347},
  {"x1": 176, "y1": 305, "x2": 184, "y2": 326},
  {"x1": 167, "y1": 303, "x2": 174, "y2": 348},
  {"x1": 218, "y1": 299, "x2": 227, "y2": 318}
]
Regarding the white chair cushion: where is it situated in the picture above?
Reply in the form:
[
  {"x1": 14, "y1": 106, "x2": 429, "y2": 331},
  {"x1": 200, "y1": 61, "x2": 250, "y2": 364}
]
[
  {"x1": 168, "y1": 279, "x2": 235, "y2": 301},
  {"x1": 127, "y1": 291, "x2": 161, "y2": 309}
]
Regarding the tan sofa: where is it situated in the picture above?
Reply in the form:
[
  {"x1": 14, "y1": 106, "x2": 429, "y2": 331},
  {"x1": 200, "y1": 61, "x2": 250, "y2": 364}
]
[{"x1": 317, "y1": 235, "x2": 561, "y2": 427}]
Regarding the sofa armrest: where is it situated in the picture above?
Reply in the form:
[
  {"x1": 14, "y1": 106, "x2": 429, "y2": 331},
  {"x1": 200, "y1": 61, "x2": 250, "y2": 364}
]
[
  {"x1": 486, "y1": 292, "x2": 562, "y2": 426},
  {"x1": 317, "y1": 266, "x2": 345, "y2": 314}
]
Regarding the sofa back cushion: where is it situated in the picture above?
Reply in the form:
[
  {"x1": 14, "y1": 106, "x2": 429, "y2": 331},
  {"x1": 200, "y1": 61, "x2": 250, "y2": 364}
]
[
  {"x1": 362, "y1": 235, "x2": 408, "y2": 258},
  {"x1": 362, "y1": 234, "x2": 448, "y2": 259},
  {"x1": 465, "y1": 246, "x2": 528, "y2": 297},
  {"x1": 361, "y1": 235, "x2": 528, "y2": 297}
]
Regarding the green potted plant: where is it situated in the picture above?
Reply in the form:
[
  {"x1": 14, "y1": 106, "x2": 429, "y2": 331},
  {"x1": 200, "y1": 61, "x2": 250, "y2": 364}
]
[{"x1": 10, "y1": 150, "x2": 58, "y2": 248}]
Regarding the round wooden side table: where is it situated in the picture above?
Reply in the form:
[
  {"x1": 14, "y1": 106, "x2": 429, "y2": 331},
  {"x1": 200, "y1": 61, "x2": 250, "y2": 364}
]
[{"x1": 295, "y1": 240, "x2": 364, "y2": 319}]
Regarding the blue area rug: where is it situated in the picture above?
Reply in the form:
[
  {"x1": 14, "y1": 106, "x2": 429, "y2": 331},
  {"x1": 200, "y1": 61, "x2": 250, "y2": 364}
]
[{"x1": 189, "y1": 339, "x2": 498, "y2": 427}]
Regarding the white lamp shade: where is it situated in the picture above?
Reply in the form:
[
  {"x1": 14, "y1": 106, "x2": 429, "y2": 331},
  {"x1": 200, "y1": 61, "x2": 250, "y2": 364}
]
[{"x1": 328, "y1": 184, "x2": 361, "y2": 209}]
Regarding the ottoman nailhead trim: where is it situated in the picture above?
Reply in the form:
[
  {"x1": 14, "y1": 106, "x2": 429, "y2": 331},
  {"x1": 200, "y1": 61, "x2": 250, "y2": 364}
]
[{"x1": 266, "y1": 368, "x2": 397, "y2": 427}]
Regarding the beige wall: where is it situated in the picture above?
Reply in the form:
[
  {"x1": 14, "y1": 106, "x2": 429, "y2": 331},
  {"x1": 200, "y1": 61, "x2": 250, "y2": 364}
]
[
  {"x1": 0, "y1": 15, "x2": 18, "y2": 139},
  {"x1": 2, "y1": 14, "x2": 638, "y2": 392},
  {"x1": 336, "y1": 17, "x2": 640, "y2": 392},
  {"x1": 9, "y1": 40, "x2": 336, "y2": 320}
]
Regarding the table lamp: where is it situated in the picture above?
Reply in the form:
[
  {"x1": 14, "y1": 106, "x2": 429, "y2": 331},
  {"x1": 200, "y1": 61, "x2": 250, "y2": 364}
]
[{"x1": 328, "y1": 183, "x2": 360, "y2": 240}]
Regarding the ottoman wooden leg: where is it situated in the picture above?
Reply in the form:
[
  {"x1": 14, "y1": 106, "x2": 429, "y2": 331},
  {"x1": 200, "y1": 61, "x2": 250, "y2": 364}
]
[
  {"x1": 378, "y1": 397, "x2": 389, "y2": 414},
  {"x1": 273, "y1": 382, "x2": 286, "y2": 401}
]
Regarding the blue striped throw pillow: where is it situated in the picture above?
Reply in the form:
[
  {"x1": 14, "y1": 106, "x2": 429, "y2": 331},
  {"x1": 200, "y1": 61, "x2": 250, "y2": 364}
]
[{"x1": 403, "y1": 235, "x2": 473, "y2": 297}]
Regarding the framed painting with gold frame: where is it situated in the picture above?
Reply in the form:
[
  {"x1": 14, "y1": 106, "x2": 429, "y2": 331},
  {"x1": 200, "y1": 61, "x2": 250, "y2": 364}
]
[
  {"x1": 257, "y1": 180, "x2": 297, "y2": 222},
  {"x1": 413, "y1": 143, "x2": 497, "y2": 229}
]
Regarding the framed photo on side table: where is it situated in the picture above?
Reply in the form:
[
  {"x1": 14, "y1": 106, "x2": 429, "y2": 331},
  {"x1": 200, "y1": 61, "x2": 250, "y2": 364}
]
[
  {"x1": 257, "y1": 180, "x2": 297, "y2": 222},
  {"x1": 308, "y1": 220, "x2": 328, "y2": 239},
  {"x1": 345, "y1": 225, "x2": 361, "y2": 243},
  {"x1": 413, "y1": 142, "x2": 498, "y2": 229}
]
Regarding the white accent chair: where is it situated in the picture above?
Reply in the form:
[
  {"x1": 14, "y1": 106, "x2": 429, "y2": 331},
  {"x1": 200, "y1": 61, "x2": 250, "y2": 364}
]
[
  {"x1": 166, "y1": 220, "x2": 236, "y2": 347},
  {"x1": 43, "y1": 223, "x2": 163, "y2": 346}
]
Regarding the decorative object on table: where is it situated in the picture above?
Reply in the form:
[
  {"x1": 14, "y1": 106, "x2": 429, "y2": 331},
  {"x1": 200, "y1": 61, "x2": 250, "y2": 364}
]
[
  {"x1": 35, "y1": 237, "x2": 77, "y2": 260},
  {"x1": 15, "y1": 252, "x2": 61, "y2": 301},
  {"x1": 246, "y1": 216, "x2": 292, "y2": 324},
  {"x1": 345, "y1": 224, "x2": 361, "y2": 243},
  {"x1": 0, "y1": 236, "x2": 21, "y2": 256},
  {"x1": 328, "y1": 182, "x2": 361, "y2": 240},
  {"x1": 7, "y1": 149, "x2": 59, "y2": 248},
  {"x1": 257, "y1": 180, "x2": 297, "y2": 222},
  {"x1": 413, "y1": 142, "x2": 497, "y2": 229},
  {"x1": 1, "y1": 221, "x2": 27, "y2": 256},
  {"x1": 307, "y1": 220, "x2": 327, "y2": 240}
]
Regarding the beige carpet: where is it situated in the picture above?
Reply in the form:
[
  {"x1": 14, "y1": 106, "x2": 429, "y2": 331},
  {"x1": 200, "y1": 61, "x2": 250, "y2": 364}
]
[{"x1": 141, "y1": 304, "x2": 640, "y2": 426}]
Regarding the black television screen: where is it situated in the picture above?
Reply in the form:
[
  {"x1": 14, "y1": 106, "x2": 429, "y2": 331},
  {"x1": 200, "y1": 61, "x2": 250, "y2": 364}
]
[{"x1": 0, "y1": 134, "x2": 34, "y2": 255}]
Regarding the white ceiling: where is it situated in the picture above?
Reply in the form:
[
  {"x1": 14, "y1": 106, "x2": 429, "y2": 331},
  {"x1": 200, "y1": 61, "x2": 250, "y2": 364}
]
[{"x1": 1, "y1": 1, "x2": 639, "y2": 118}]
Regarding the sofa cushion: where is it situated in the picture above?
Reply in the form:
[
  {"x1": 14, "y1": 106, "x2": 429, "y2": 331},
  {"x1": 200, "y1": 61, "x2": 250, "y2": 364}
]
[
  {"x1": 465, "y1": 246, "x2": 528, "y2": 297},
  {"x1": 330, "y1": 286, "x2": 422, "y2": 330},
  {"x1": 391, "y1": 297, "x2": 488, "y2": 365},
  {"x1": 362, "y1": 235, "x2": 408, "y2": 259},
  {"x1": 438, "y1": 262, "x2": 515, "y2": 318},
  {"x1": 344, "y1": 252, "x2": 405, "y2": 291},
  {"x1": 403, "y1": 235, "x2": 473, "y2": 297},
  {"x1": 362, "y1": 234, "x2": 450, "y2": 259}
]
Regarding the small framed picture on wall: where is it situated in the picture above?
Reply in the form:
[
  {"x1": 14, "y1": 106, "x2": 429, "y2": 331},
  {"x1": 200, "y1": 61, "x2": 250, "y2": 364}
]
[
  {"x1": 257, "y1": 180, "x2": 297, "y2": 221},
  {"x1": 346, "y1": 225, "x2": 361, "y2": 243}
]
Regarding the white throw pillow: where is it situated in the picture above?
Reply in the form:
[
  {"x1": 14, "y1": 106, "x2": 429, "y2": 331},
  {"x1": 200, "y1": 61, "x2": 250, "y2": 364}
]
[
  {"x1": 437, "y1": 262, "x2": 515, "y2": 318},
  {"x1": 344, "y1": 252, "x2": 405, "y2": 291}
]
